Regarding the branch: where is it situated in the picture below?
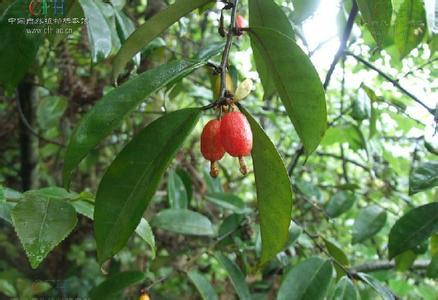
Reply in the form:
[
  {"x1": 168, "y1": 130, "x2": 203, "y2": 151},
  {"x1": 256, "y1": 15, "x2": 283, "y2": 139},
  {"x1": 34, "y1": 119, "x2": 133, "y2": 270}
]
[
  {"x1": 345, "y1": 51, "x2": 435, "y2": 115},
  {"x1": 352, "y1": 260, "x2": 430, "y2": 273},
  {"x1": 316, "y1": 151, "x2": 370, "y2": 171},
  {"x1": 323, "y1": 0, "x2": 358, "y2": 90}
]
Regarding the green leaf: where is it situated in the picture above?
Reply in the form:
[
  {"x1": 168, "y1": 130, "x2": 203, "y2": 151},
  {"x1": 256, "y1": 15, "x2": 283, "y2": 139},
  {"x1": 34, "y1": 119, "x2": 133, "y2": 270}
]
[
  {"x1": 187, "y1": 271, "x2": 219, "y2": 300},
  {"x1": 0, "y1": 279, "x2": 16, "y2": 297},
  {"x1": 218, "y1": 214, "x2": 245, "y2": 239},
  {"x1": 426, "y1": 255, "x2": 438, "y2": 278},
  {"x1": 112, "y1": 0, "x2": 214, "y2": 80},
  {"x1": 357, "y1": 273, "x2": 395, "y2": 300},
  {"x1": 135, "y1": 218, "x2": 156, "y2": 259},
  {"x1": 94, "y1": 108, "x2": 201, "y2": 263},
  {"x1": 292, "y1": 0, "x2": 321, "y2": 23},
  {"x1": 167, "y1": 170, "x2": 188, "y2": 209},
  {"x1": 37, "y1": 96, "x2": 68, "y2": 130},
  {"x1": 352, "y1": 88, "x2": 372, "y2": 121},
  {"x1": 114, "y1": 9, "x2": 140, "y2": 66},
  {"x1": 78, "y1": 0, "x2": 112, "y2": 63},
  {"x1": 248, "y1": 27, "x2": 327, "y2": 154},
  {"x1": 356, "y1": 0, "x2": 392, "y2": 47},
  {"x1": 325, "y1": 191, "x2": 355, "y2": 218},
  {"x1": 242, "y1": 108, "x2": 293, "y2": 267},
  {"x1": 324, "y1": 238, "x2": 349, "y2": 279},
  {"x1": 215, "y1": 253, "x2": 251, "y2": 300},
  {"x1": 394, "y1": 0, "x2": 427, "y2": 58},
  {"x1": 352, "y1": 205, "x2": 387, "y2": 244},
  {"x1": 206, "y1": 193, "x2": 249, "y2": 214},
  {"x1": 0, "y1": 202, "x2": 14, "y2": 224},
  {"x1": 11, "y1": 196, "x2": 77, "y2": 269},
  {"x1": 63, "y1": 60, "x2": 207, "y2": 188},
  {"x1": 0, "y1": 1, "x2": 42, "y2": 90},
  {"x1": 409, "y1": 161, "x2": 438, "y2": 195},
  {"x1": 277, "y1": 257, "x2": 333, "y2": 300},
  {"x1": 395, "y1": 250, "x2": 417, "y2": 271},
  {"x1": 388, "y1": 202, "x2": 438, "y2": 259},
  {"x1": 332, "y1": 276, "x2": 360, "y2": 300},
  {"x1": 89, "y1": 271, "x2": 145, "y2": 300},
  {"x1": 151, "y1": 209, "x2": 214, "y2": 236},
  {"x1": 248, "y1": 0, "x2": 295, "y2": 99},
  {"x1": 176, "y1": 169, "x2": 193, "y2": 201}
]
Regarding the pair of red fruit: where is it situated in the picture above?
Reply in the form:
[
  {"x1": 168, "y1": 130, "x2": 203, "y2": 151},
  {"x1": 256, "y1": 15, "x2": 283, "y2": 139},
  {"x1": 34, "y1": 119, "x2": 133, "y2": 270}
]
[{"x1": 201, "y1": 111, "x2": 253, "y2": 177}]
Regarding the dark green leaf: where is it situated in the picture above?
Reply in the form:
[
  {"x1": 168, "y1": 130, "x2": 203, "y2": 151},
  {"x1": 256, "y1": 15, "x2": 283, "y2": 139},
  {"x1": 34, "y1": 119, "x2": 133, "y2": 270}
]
[
  {"x1": 277, "y1": 257, "x2": 333, "y2": 300},
  {"x1": 176, "y1": 169, "x2": 193, "y2": 201},
  {"x1": 357, "y1": 273, "x2": 395, "y2": 300},
  {"x1": 426, "y1": 255, "x2": 438, "y2": 278},
  {"x1": 78, "y1": 0, "x2": 112, "y2": 63},
  {"x1": 285, "y1": 221, "x2": 302, "y2": 248},
  {"x1": 89, "y1": 271, "x2": 145, "y2": 300},
  {"x1": 112, "y1": 0, "x2": 214, "y2": 80},
  {"x1": 352, "y1": 205, "x2": 387, "y2": 244},
  {"x1": 409, "y1": 161, "x2": 438, "y2": 194},
  {"x1": 168, "y1": 170, "x2": 188, "y2": 209},
  {"x1": 215, "y1": 253, "x2": 251, "y2": 300},
  {"x1": 292, "y1": 0, "x2": 321, "y2": 23},
  {"x1": 324, "y1": 238, "x2": 349, "y2": 279},
  {"x1": 11, "y1": 196, "x2": 77, "y2": 268},
  {"x1": 356, "y1": 0, "x2": 392, "y2": 46},
  {"x1": 248, "y1": 27, "x2": 327, "y2": 154},
  {"x1": 94, "y1": 108, "x2": 201, "y2": 263},
  {"x1": 218, "y1": 214, "x2": 245, "y2": 239},
  {"x1": 151, "y1": 209, "x2": 214, "y2": 236},
  {"x1": 242, "y1": 108, "x2": 293, "y2": 267},
  {"x1": 196, "y1": 42, "x2": 225, "y2": 60},
  {"x1": 352, "y1": 88, "x2": 372, "y2": 121},
  {"x1": 249, "y1": 0, "x2": 295, "y2": 99},
  {"x1": 114, "y1": 9, "x2": 140, "y2": 66},
  {"x1": 0, "y1": 1, "x2": 42, "y2": 90},
  {"x1": 187, "y1": 271, "x2": 219, "y2": 300},
  {"x1": 394, "y1": 0, "x2": 427, "y2": 58},
  {"x1": 63, "y1": 60, "x2": 206, "y2": 188},
  {"x1": 325, "y1": 191, "x2": 355, "y2": 218},
  {"x1": 206, "y1": 193, "x2": 249, "y2": 214},
  {"x1": 332, "y1": 276, "x2": 359, "y2": 300},
  {"x1": 388, "y1": 202, "x2": 438, "y2": 259}
]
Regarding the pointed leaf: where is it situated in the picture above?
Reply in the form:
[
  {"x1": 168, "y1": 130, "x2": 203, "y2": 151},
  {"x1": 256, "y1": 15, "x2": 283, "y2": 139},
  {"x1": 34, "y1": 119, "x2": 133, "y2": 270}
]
[
  {"x1": 248, "y1": 27, "x2": 327, "y2": 154},
  {"x1": 112, "y1": 0, "x2": 214, "y2": 80},
  {"x1": 394, "y1": 0, "x2": 427, "y2": 58},
  {"x1": 151, "y1": 209, "x2": 214, "y2": 236},
  {"x1": 94, "y1": 108, "x2": 201, "y2": 263},
  {"x1": 11, "y1": 196, "x2": 77, "y2": 269},
  {"x1": 388, "y1": 202, "x2": 438, "y2": 259},
  {"x1": 324, "y1": 238, "x2": 349, "y2": 279},
  {"x1": 409, "y1": 161, "x2": 438, "y2": 194},
  {"x1": 64, "y1": 60, "x2": 206, "y2": 188},
  {"x1": 356, "y1": 0, "x2": 392, "y2": 47},
  {"x1": 89, "y1": 271, "x2": 145, "y2": 300},
  {"x1": 242, "y1": 108, "x2": 293, "y2": 267},
  {"x1": 277, "y1": 257, "x2": 333, "y2": 300},
  {"x1": 249, "y1": 0, "x2": 295, "y2": 98},
  {"x1": 215, "y1": 253, "x2": 251, "y2": 300},
  {"x1": 333, "y1": 276, "x2": 360, "y2": 300},
  {"x1": 187, "y1": 271, "x2": 219, "y2": 300},
  {"x1": 357, "y1": 273, "x2": 395, "y2": 300},
  {"x1": 78, "y1": 0, "x2": 112, "y2": 63},
  {"x1": 352, "y1": 205, "x2": 387, "y2": 244},
  {"x1": 325, "y1": 191, "x2": 355, "y2": 218},
  {"x1": 167, "y1": 170, "x2": 188, "y2": 209}
]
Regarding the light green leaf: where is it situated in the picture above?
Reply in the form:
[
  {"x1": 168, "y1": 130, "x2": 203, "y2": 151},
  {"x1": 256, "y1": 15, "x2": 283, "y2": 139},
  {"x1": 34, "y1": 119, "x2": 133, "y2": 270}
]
[
  {"x1": 94, "y1": 108, "x2": 200, "y2": 263},
  {"x1": 151, "y1": 209, "x2": 214, "y2": 236},
  {"x1": 249, "y1": 0, "x2": 295, "y2": 99},
  {"x1": 394, "y1": 0, "x2": 427, "y2": 58},
  {"x1": 332, "y1": 276, "x2": 360, "y2": 300},
  {"x1": 352, "y1": 205, "x2": 387, "y2": 244},
  {"x1": 114, "y1": 9, "x2": 140, "y2": 66},
  {"x1": 395, "y1": 250, "x2": 417, "y2": 271},
  {"x1": 352, "y1": 88, "x2": 372, "y2": 121},
  {"x1": 292, "y1": 0, "x2": 321, "y2": 23},
  {"x1": 11, "y1": 195, "x2": 77, "y2": 268},
  {"x1": 426, "y1": 255, "x2": 438, "y2": 278},
  {"x1": 325, "y1": 191, "x2": 355, "y2": 218},
  {"x1": 277, "y1": 257, "x2": 333, "y2": 300},
  {"x1": 168, "y1": 170, "x2": 188, "y2": 209},
  {"x1": 112, "y1": 0, "x2": 214, "y2": 80},
  {"x1": 37, "y1": 96, "x2": 68, "y2": 130},
  {"x1": 0, "y1": 202, "x2": 14, "y2": 224},
  {"x1": 324, "y1": 238, "x2": 349, "y2": 279},
  {"x1": 206, "y1": 193, "x2": 249, "y2": 214},
  {"x1": 388, "y1": 202, "x2": 438, "y2": 259},
  {"x1": 409, "y1": 161, "x2": 438, "y2": 194},
  {"x1": 89, "y1": 271, "x2": 145, "y2": 300},
  {"x1": 0, "y1": 279, "x2": 16, "y2": 297},
  {"x1": 78, "y1": 0, "x2": 112, "y2": 63},
  {"x1": 248, "y1": 27, "x2": 327, "y2": 154},
  {"x1": 356, "y1": 0, "x2": 392, "y2": 46},
  {"x1": 357, "y1": 273, "x2": 395, "y2": 300},
  {"x1": 187, "y1": 271, "x2": 219, "y2": 300},
  {"x1": 242, "y1": 108, "x2": 293, "y2": 267},
  {"x1": 215, "y1": 253, "x2": 251, "y2": 300},
  {"x1": 63, "y1": 60, "x2": 207, "y2": 188}
]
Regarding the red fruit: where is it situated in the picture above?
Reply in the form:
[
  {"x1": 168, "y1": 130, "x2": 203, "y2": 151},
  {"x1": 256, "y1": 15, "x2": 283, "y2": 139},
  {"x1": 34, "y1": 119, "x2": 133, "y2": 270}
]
[
  {"x1": 220, "y1": 111, "x2": 253, "y2": 174},
  {"x1": 235, "y1": 15, "x2": 247, "y2": 30},
  {"x1": 201, "y1": 119, "x2": 225, "y2": 177}
]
